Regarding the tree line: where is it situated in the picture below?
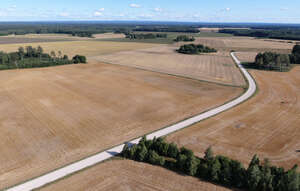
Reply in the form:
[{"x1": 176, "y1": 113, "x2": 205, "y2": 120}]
[
  {"x1": 125, "y1": 33, "x2": 168, "y2": 40},
  {"x1": 249, "y1": 45, "x2": 300, "y2": 72},
  {"x1": 122, "y1": 136, "x2": 300, "y2": 191},
  {"x1": 133, "y1": 27, "x2": 200, "y2": 33},
  {"x1": 0, "y1": 46, "x2": 86, "y2": 70},
  {"x1": 174, "y1": 35, "x2": 195, "y2": 42},
  {"x1": 177, "y1": 44, "x2": 217, "y2": 54},
  {"x1": 219, "y1": 29, "x2": 300, "y2": 41}
]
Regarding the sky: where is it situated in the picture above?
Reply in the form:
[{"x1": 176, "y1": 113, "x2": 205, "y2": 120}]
[{"x1": 0, "y1": 0, "x2": 300, "y2": 23}]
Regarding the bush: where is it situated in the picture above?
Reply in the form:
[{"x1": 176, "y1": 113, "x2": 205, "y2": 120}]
[
  {"x1": 72, "y1": 55, "x2": 87, "y2": 64},
  {"x1": 177, "y1": 44, "x2": 217, "y2": 54},
  {"x1": 125, "y1": 33, "x2": 167, "y2": 40},
  {"x1": 174, "y1": 35, "x2": 195, "y2": 42}
]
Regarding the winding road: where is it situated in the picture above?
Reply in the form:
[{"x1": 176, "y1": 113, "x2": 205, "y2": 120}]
[{"x1": 6, "y1": 52, "x2": 257, "y2": 191}]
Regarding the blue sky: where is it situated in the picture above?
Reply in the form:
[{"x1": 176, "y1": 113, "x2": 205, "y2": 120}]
[{"x1": 0, "y1": 0, "x2": 300, "y2": 23}]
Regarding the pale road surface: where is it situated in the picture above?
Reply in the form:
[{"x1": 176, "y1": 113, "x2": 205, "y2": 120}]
[{"x1": 6, "y1": 52, "x2": 257, "y2": 191}]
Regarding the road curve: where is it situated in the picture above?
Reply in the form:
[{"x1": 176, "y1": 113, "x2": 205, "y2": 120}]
[{"x1": 6, "y1": 52, "x2": 256, "y2": 191}]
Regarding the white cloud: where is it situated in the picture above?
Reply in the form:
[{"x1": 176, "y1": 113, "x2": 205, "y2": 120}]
[
  {"x1": 225, "y1": 8, "x2": 231, "y2": 11},
  {"x1": 280, "y1": 7, "x2": 289, "y2": 11},
  {"x1": 94, "y1": 11, "x2": 103, "y2": 16},
  {"x1": 130, "y1": 4, "x2": 141, "y2": 8},
  {"x1": 153, "y1": 7, "x2": 162, "y2": 12},
  {"x1": 93, "y1": 8, "x2": 105, "y2": 17}
]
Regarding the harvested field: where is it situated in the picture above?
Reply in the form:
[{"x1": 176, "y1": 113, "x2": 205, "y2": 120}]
[
  {"x1": 0, "y1": 41, "x2": 158, "y2": 57},
  {"x1": 199, "y1": 28, "x2": 220, "y2": 32},
  {"x1": 0, "y1": 61, "x2": 242, "y2": 189},
  {"x1": 0, "y1": 36, "x2": 73, "y2": 44},
  {"x1": 94, "y1": 45, "x2": 246, "y2": 87},
  {"x1": 4, "y1": 34, "x2": 81, "y2": 40},
  {"x1": 234, "y1": 52, "x2": 258, "y2": 63},
  {"x1": 40, "y1": 160, "x2": 236, "y2": 191},
  {"x1": 195, "y1": 37, "x2": 294, "y2": 53},
  {"x1": 167, "y1": 65, "x2": 300, "y2": 170},
  {"x1": 93, "y1": 33, "x2": 125, "y2": 39}
]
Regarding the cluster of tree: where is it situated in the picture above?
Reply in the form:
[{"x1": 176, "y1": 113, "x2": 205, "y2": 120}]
[
  {"x1": 290, "y1": 45, "x2": 300, "y2": 64},
  {"x1": 219, "y1": 29, "x2": 300, "y2": 41},
  {"x1": 177, "y1": 44, "x2": 217, "y2": 54},
  {"x1": 253, "y1": 52, "x2": 291, "y2": 71},
  {"x1": 125, "y1": 33, "x2": 167, "y2": 40},
  {"x1": 174, "y1": 35, "x2": 195, "y2": 42},
  {"x1": 122, "y1": 136, "x2": 300, "y2": 191},
  {"x1": 250, "y1": 45, "x2": 300, "y2": 71},
  {"x1": 0, "y1": 46, "x2": 86, "y2": 70}
]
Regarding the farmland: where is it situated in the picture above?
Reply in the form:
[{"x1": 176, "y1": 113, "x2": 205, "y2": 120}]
[
  {"x1": 40, "y1": 159, "x2": 235, "y2": 191},
  {"x1": 98, "y1": 31, "x2": 233, "y2": 44},
  {"x1": 194, "y1": 36, "x2": 295, "y2": 54},
  {"x1": 0, "y1": 30, "x2": 299, "y2": 190},
  {"x1": 234, "y1": 52, "x2": 258, "y2": 63},
  {"x1": 0, "y1": 36, "x2": 73, "y2": 45},
  {"x1": 95, "y1": 45, "x2": 246, "y2": 87},
  {"x1": 0, "y1": 59, "x2": 242, "y2": 189},
  {"x1": 167, "y1": 64, "x2": 300, "y2": 170},
  {"x1": 0, "y1": 40, "x2": 159, "y2": 57}
]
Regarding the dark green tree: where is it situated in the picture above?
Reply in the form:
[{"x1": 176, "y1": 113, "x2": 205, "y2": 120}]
[
  {"x1": 176, "y1": 154, "x2": 187, "y2": 170},
  {"x1": 204, "y1": 146, "x2": 214, "y2": 161},
  {"x1": 136, "y1": 144, "x2": 148, "y2": 161},
  {"x1": 147, "y1": 150, "x2": 165, "y2": 166},
  {"x1": 185, "y1": 155, "x2": 200, "y2": 176},
  {"x1": 209, "y1": 158, "x2": 221, "y2": 182},
  {"x1": 167, "y1": 143, "x2": 179, "y2": 158},
  {"x1": 247, "y1": 162, "x2": 262, "y2": 191}
]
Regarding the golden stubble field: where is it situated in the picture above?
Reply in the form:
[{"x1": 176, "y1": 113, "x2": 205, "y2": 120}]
[
  {"x1": 3, "y1": 33, "x2": 125, "y2": 41},
  {"x1": 166, "y1": 63, "x2": 300, "y2": 170},
  {"x1": 40, "y1": 160, "x2": 236, "y2": 191},
  {"x1": 0, "y1": 60, "x2": 242, "y2": 189},
  {"x1": 94, "y1": 45, "x2": 246, "y2": 87},
  {"x1": 0, "y1": 40, "x2": 158, "y2": 58},
  {"x1": 194, "y1": 36, "x2": 295, "y2": 54}
]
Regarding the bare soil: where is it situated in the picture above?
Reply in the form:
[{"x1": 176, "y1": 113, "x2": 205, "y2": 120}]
[{"x1": 0, "y1": 61, "x2": 242, "y2": 189}]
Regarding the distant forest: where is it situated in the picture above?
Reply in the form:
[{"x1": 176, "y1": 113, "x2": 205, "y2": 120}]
[
  {"x1": 0, "y1": 22, "x2": 300, "y2": 40},
  {"x1": 219, "y1": 29, "x2": 300, "y2": 41},
  {"x1": 0, "y1": 22, "x2": 201, "y2": 37}
]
